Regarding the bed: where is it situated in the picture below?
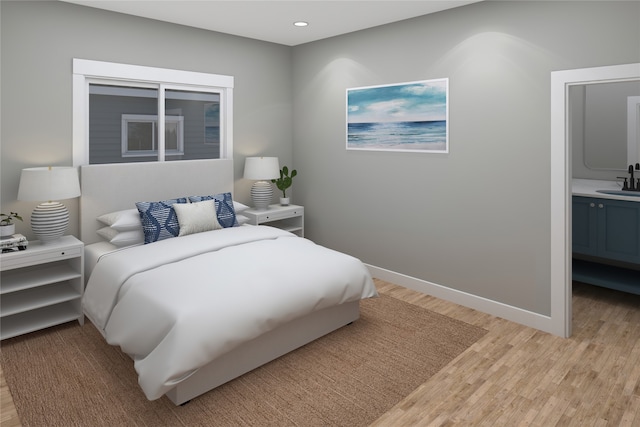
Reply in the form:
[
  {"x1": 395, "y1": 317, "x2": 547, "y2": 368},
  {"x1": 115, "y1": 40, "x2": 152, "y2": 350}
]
[{"x1": 80, "y1": 159, "x2": 377, "y2": 405}]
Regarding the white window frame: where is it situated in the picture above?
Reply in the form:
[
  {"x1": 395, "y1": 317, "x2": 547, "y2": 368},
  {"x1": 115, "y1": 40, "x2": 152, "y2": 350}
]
[
  {"x1": 121, "y1": 114, "x2": 185, "y2": 157},
  {"x1": 72, "y1": 58, "x2": 234, "y2": 166}
]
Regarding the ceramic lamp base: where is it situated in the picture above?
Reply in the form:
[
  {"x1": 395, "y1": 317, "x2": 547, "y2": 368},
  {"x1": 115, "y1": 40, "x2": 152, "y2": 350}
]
[
  {"x1": 250, "y1": 181, "x2": 273, "y2": 210},
  {"x1": 31, "y1": 201, "x2": 69, "y2": 243}
]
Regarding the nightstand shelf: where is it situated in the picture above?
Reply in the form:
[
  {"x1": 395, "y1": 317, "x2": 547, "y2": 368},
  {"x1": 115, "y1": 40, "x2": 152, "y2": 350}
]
[
  {"x1": 1, "y1": 303, "x2": 82, "y2": 340},
  {"x1": 1, "y1": 263, "x2": 81, "y2": 293},
  {"x1": 0, "y1": 235, "x2": 84, "y2": 340},
  {"x1": 244, "y1": 204, "x2": 304, "y2": 237},
  {"x1": 1, "y1": 282, "x2": 81, "y2": 317}
]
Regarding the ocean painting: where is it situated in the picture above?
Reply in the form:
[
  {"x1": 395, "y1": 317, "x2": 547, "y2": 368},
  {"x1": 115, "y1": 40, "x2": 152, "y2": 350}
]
[{"x1": 347, "y1": 79, "x2": 448, "y2": 153}]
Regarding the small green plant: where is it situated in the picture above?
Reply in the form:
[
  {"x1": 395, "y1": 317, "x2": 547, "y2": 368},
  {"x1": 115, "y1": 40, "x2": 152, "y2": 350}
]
[
  {"x1": 0, "y1": 212, "x2": 23, "y2": 226},
  {"x1": 271, "y1": 166, "x2": 297, "y2": 198}
]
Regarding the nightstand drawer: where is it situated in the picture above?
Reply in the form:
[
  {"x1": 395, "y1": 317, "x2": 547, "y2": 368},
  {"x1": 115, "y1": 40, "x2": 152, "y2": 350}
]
[
  {"x1": 261, "y1": 207, "x2": 303, "y2": 222},
  {"x1": 1, "y1": 245, "x2": 83, "y2": 271},
  {"x1": 244, "y1": 204, "x2": 304, "y2": 237}
]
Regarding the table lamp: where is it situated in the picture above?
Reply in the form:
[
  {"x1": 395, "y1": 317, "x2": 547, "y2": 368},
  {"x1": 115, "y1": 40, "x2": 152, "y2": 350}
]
[
  {"x1": 243, "y1": 157, "x2": 279, "y2": 210},
  {"x1": 17, "y1": 166, "x2": 81, "y2": 243}
]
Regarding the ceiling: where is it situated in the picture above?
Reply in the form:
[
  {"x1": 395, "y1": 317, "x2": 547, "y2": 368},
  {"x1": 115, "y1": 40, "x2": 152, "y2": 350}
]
[{"x1": 60, "y1": 0, "x2": 483, "y2": 46}]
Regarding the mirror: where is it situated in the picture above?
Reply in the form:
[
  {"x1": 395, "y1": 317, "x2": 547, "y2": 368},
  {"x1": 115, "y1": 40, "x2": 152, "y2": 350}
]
[{"x1": 582, "y1": 80, "x2": 640, "y2": 170}]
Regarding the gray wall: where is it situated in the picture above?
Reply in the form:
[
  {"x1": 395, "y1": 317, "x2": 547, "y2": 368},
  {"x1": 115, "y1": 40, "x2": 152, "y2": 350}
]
[
  {"x1": 0, "y1": 0, "x2": 293, "y2": 238},
  {"x1": 291, "y1": 1, "x2": 640, "y2": 315}
]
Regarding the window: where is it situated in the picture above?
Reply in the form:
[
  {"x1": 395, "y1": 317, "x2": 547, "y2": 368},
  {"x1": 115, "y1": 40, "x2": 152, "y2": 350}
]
[
  {"x1": 73, "y1": 59, "x2": 234, "y2": 165},
  {"x1": 121, "y1": 114, "x2": 184, "y2": 157}
]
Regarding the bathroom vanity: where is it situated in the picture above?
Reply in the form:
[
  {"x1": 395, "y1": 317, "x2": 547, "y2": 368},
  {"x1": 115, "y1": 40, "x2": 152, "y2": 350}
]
[{"x1": 572, "y1": 179, "x2": 640, "y2": 294}]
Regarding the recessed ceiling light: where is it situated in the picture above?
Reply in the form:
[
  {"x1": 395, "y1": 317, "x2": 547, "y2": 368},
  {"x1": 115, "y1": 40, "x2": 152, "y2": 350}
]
[{"x1": 293, "y1": 21, "x2": 309, "y2": 27}]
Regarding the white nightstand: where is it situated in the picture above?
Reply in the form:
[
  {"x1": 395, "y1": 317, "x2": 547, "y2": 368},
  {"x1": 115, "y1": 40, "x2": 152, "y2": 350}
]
[
  {"x1": 0, "y1": 235, "x2": 85, "y2": 340},
  {"x1": 244, "y1": 204, "x2": 304, "y2": 237}
]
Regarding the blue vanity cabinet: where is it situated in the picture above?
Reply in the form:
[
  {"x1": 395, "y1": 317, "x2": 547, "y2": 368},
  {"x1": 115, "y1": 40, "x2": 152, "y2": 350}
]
[
  {"x1": 572, "y1": 196, "x2": 640, "y2": 264},
  {"x1": 572, "y1": 197, "x2": 598, "y2": 257},
  {"x1": 572, "y1": 196, "x2": 640, "y2": 295},
  {"x1": 597, "y1": 198, "x2": 640, "y2": 264}
]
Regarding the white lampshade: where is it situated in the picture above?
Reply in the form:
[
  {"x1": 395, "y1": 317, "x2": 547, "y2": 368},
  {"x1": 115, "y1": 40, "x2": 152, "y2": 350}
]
[
  {"x1": 17, "y1": 167, "x2": 81, "y2": 243},
  {"x1": 18, "y1": 167, "x2": 81, "y2": 202},
  {"x1": 243, "y1": 157, "x2": 280, "y2": 180},
  {"x1": 243, "y1": 157, "x2": 280, "y2": 210}
]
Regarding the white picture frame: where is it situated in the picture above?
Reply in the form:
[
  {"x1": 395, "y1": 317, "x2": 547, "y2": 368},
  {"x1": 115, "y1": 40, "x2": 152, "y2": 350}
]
[{"x1": 346, "y1": 78, "x2": 449, "y2": 153}]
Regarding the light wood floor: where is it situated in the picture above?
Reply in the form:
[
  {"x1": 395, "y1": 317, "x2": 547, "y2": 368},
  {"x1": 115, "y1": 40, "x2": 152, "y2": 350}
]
[{"x1": 2, "y1": 278, "x2": 639, "y2": 426}]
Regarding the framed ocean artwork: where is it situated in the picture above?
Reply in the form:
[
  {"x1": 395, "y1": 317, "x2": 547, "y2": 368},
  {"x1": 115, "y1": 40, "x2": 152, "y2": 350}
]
[{"x1": 346, "y1": 78, "x2": 449, "y2": 153}]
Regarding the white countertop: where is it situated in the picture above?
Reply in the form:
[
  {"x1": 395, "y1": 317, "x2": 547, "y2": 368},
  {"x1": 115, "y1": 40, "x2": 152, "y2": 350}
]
[{"x1": 573, "y1": 179, "x2": 640, "y2": 202}]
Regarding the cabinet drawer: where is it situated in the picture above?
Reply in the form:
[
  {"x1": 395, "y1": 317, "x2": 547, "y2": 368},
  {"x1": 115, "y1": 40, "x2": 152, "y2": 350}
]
[
  {"x1": 261, "y1": 208, "x2": 303, "y2": 222},
  {"x1": 0, "y1": 245, "x2": 82, "y2": 271}
]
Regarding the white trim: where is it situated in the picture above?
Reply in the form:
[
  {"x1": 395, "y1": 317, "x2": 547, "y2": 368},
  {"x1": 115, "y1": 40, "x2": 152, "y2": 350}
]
[
  {"x1": 158, "y1": 85, "x2": 166, "y2": 161},
  {"x1": 550, "y1": 63, "x2": 640, "y2": 338},
  {"x1": 222, "y1": 88, "x2": 234, "y2": 158},
  {"x1": 367, "y1": 265, "x2": 554, "y2": 333},
  {"x1": 628, "y1": 96, "x2": 640, "y2": 165},
  {"x1": 72, "y1": 73, "x2": 89, "y2": 166},
  {"x1": 72, "y1": 58, "x2": 234, "y2": 166},
  {"x1": 73, "y1": 58, "x2": 234, "y2": 88}
]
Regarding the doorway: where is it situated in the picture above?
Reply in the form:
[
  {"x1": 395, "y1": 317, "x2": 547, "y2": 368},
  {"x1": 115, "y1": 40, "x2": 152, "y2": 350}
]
[{"x1": 550, "y1": 63, "x2": 640, "y2": 338}]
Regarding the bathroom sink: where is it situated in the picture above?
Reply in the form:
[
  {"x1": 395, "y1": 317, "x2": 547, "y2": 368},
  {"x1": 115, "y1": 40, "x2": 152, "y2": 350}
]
[{"x1": 596, "y1": 189, "x2": 640, "y2": 197}]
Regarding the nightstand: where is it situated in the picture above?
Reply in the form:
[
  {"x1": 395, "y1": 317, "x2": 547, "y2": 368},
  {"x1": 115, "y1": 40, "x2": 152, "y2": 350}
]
[
  {"x1": 244, "y1": 204, "x2": 304, "y2": 237},
  {"x1": 0, "y1": 235, "x2": 84, "y2": 340}
]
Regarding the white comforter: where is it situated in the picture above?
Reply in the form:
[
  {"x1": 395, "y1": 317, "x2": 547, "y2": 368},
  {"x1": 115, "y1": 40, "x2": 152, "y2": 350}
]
[{"x1": 83, "y1": 225, "x2": 377, "y2": 400}]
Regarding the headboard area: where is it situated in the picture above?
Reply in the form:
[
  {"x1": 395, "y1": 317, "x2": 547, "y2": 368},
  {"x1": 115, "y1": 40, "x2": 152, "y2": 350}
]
[{"x1": 80, "y1": 159, "x2": 234, "y2": 245}]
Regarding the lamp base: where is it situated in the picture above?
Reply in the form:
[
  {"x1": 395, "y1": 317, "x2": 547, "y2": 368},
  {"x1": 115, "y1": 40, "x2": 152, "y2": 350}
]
[
  {"x1": 31, "y1": 202, "x2": 69, "y2": 243},
  {"x1": 250, "y1": 181, "x2": 273, "y2": 210}
]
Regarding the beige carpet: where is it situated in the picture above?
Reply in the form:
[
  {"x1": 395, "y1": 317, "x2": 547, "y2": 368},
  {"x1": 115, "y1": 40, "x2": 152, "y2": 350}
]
[{"x1": 1, "y1": 294, "x2": 486, "y2": 426}]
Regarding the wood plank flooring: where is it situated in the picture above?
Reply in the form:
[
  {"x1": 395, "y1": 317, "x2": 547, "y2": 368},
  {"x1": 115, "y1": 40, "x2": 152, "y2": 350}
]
[
  {"x1": 2, "y1": 278, "x2": 639, "y2": 426},
  {"x1": 0, "y1": 364, "x2": 20, "y2": 427}
]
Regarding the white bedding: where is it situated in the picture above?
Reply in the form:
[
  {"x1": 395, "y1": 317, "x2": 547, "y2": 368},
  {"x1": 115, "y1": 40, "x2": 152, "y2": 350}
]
[
  {"x1": 83, "y1": 225, "x2": 377, "y2": 400},
  {"x1": 84, "y1": 240, "x2": 140, "y2": 282}
]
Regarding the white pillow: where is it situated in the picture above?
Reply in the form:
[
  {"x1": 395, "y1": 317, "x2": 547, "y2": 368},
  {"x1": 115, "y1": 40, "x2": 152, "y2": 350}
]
[
  {"x1": 97, "y1": 209, "x2": 141, "y2": 231},
  {"x1": 96, "y1": 226, "x2": 144, "y2": 247},
  {"x1": 236, "y1": 214, "x2": 250, "y2": 225},
  {"x1": 174, "y1": 200, "x2": 221, "y2": 236},
  {"x1": 233, "y1": 201, "x2": 250, "y2": 214}
]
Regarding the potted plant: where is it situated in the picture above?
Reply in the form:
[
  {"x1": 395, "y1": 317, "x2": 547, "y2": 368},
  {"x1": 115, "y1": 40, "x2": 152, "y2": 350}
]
[
  {"x1": 271, "y1": 166, "x2": 297, "y2": 206},
  {"x1": 0, "y1": 211, "x2": 23, "y2": 237}
]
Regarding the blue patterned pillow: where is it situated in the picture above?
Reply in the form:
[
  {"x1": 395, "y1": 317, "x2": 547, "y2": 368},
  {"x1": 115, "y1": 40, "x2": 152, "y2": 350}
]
[
  {"x1": 135, "y1": 198, "x2": 188, "y2": 244},
  {"x1": 188, "y1": 193, "x2": 238, "y2": 228}
]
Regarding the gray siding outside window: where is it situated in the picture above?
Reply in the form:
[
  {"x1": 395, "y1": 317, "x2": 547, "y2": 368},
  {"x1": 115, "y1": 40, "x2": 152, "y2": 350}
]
[{"x1": 89, "y1": 85, "x2": 220, "y2": 164}]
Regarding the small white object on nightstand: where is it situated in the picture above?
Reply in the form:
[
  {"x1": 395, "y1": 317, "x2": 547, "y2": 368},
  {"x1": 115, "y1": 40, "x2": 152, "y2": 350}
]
[
  {"x1": 0, "y1": 235, "x2": 84, "y2": 340},
  {"x1": 243, "y1": 204, "x2": 304, "y2": 237}
]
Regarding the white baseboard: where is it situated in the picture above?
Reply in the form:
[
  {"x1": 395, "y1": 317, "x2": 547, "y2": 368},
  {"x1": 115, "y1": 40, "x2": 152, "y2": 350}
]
[{"x1": 367, "y1": 264, "x2": 555, "y2": 334}]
